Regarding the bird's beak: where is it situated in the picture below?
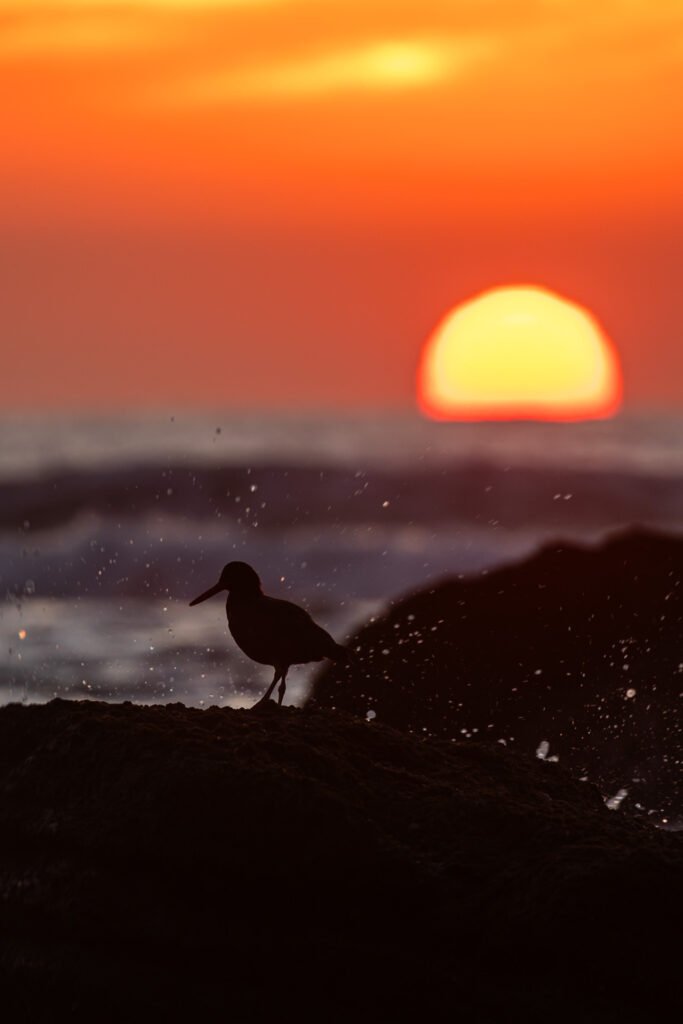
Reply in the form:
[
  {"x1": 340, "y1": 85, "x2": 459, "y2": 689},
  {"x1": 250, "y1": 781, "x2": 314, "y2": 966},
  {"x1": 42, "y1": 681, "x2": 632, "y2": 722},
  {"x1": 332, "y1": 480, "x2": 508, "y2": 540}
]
[{"x1": 189, "y1": 582, "x2": 224, "y2": 606}]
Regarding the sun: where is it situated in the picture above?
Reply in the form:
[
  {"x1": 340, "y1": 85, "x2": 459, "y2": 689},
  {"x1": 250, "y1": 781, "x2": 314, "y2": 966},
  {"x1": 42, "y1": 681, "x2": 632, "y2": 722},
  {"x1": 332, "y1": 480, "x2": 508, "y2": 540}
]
[{"x1": 418, "y1": 285, "x2": 623, "y2": 421}]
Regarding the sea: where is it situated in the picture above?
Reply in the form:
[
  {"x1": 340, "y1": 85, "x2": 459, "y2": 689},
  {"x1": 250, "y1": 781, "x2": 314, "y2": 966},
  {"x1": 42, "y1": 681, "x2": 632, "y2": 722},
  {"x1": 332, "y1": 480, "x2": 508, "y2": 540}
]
[{"x1": 1, "y1": 411, "x2": 682, "y2": 708}]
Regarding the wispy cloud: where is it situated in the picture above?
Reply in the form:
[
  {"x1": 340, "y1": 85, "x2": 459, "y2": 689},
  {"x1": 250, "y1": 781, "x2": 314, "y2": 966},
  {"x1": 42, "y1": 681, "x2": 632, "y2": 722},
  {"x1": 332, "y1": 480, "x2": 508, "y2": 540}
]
[
  {"x1": 171, "y1": 36, "x2": 492, "y2": 104},
  {"x1": 3, "y1": 1, "x2": 282, "y2": 6},
  {"x1": 3, "y1": 0, "x2": 289, "y2": 9},
  {"x1": 0, "y1": 16, "x2": 155, "y2": 56},
  {"x1": 0, "y1": 0, "x2": 290, "y2": 53}
]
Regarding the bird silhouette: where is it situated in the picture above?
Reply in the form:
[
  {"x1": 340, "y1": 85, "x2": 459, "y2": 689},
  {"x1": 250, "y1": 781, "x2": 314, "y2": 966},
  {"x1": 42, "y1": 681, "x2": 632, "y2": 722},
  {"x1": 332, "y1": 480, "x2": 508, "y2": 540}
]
[{"x1": 189, "y1": 561, "x2": 347, "y2": 705}]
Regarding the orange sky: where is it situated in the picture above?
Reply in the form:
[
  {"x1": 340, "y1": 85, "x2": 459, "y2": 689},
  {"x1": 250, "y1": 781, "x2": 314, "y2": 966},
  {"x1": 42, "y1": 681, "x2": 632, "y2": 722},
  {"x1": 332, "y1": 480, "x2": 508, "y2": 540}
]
[{"x1": 1, "y1": 0, "x2": 682, "y2": 410}]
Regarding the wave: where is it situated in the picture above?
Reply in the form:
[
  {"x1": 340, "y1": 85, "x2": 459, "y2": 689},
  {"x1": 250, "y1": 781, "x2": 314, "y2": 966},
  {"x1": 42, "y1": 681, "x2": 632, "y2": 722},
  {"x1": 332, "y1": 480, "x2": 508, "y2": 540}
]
[
  {"x1": 1, "y1": 511, "x2": 557, "y2": 601},
  {"x1": 3, "y1": 458, "x2": 683, "y2": 535}
]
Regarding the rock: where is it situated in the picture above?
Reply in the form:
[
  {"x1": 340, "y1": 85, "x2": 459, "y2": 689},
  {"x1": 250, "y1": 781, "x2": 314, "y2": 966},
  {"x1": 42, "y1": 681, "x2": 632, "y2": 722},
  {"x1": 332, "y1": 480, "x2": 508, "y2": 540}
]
[
  {"x1": 0, "y1": 699, "x2": 679, "y2": 1021},
  {"x1": 310, "y1": 530, "x2": 683, "y2": 820}
]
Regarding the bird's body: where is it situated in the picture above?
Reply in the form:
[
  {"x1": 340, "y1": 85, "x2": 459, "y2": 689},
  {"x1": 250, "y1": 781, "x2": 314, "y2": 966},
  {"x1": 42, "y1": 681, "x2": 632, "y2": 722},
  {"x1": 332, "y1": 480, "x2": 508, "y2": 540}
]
[
  {"x1": 189, "y1": 561, "x2": 346, "y2": 705},
  {"x1": 227, "y1": 592, "x2": 340, "y2": 669}
]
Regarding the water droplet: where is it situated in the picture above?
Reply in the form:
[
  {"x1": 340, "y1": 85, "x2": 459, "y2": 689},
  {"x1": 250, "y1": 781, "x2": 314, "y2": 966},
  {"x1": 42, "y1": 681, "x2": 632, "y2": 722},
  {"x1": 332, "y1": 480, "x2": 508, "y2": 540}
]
[{"x1": 606, "y1": 788, "x2": 628, "y2": 810}]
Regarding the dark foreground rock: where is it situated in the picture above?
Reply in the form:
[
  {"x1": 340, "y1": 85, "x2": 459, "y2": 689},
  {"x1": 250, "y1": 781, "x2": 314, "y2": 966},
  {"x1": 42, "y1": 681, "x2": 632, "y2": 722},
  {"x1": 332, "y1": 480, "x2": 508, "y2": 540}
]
[
  {"x1": 311, "y1": 530, "x2": 683, "y2": 820},
  {"x1": 0, "y1": 699, "x2": 680, "y2": 1022}
]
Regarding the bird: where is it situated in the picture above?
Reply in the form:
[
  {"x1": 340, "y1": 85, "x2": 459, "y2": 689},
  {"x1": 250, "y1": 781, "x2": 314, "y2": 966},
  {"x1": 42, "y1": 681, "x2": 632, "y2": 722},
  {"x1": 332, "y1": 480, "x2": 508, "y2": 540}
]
[{"x1": 189, "y1": 561, "x2": 347, "y2": 706}]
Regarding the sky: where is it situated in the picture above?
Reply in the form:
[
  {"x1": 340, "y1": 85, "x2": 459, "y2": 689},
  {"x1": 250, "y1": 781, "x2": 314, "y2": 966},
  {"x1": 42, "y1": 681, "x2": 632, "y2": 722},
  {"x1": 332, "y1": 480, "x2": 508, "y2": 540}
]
[{"x1": 1, "y1": 0, "x2": 682, "y2": 411}]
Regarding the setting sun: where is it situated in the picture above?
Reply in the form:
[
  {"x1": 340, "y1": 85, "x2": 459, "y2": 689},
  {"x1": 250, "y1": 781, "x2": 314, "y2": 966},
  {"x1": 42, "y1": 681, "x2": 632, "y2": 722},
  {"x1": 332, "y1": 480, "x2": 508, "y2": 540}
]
[{"x1": 418, "y1": 286, "x2": 623, "y2": 421}]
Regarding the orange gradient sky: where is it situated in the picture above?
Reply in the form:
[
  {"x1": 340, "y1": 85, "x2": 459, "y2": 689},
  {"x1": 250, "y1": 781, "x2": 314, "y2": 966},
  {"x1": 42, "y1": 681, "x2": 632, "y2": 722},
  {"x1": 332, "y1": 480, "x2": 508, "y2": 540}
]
[{"x1": 1, "y1": 0, "x2": 682, "y2": 410}]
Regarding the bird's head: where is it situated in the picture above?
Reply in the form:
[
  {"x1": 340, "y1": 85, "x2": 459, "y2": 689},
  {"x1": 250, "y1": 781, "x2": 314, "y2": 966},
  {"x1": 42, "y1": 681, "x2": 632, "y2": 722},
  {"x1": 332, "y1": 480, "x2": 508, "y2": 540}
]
[{"x1": 189, "y1": 561, "x2": 262, "y2": 606}]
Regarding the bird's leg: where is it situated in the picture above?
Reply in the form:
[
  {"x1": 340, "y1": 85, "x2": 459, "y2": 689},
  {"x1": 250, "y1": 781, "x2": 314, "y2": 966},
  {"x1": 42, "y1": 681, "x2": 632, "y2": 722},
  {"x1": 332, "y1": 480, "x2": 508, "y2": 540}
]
[
  {"x1": 257, "y1": 667, "x2": 281, "y2": 705},
  {"x1": 277, "y1": 668, "x2": 288, "y2": 706}
]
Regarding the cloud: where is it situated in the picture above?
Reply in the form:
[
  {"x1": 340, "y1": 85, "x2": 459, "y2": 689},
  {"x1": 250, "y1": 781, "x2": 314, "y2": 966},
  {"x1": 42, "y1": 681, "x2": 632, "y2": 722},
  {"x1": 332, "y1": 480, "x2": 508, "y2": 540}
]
[
  {"x1": 0, "y1": 16, "x2": 154, "y2": 56},
  {"x1": 0, "y1": 0, "x2": 290, "y2": 55},
  {"x1": 3, "y1": 1, "x2": 282, "y2": 6},
  {"x1": 172, "y1": 36, "x2": 493, "y2": 104}
]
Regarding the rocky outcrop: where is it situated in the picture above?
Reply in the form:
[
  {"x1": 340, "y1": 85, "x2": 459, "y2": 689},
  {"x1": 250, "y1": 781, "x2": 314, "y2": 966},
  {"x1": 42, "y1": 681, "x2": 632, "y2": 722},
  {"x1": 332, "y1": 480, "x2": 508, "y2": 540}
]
[
  {"x1": 0, "y1": 699, "x2": 680, "y2": 1021},
  {"x1": 311, "y1": 530, "x2": 683, "y2": 820}
]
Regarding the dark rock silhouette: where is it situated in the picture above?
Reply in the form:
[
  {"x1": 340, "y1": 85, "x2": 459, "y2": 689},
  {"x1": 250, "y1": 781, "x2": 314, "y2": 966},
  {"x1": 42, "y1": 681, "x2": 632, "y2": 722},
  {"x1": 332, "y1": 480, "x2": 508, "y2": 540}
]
[
  {"x1": 0, "y1": 699, "x2": 679, "y2": 1021},
  {"x1": 190, "y1": 561, "x2": 346, "y2": 704},
  {"x1": 310, "y1": 530, "x2": 682, "y2": 820}
]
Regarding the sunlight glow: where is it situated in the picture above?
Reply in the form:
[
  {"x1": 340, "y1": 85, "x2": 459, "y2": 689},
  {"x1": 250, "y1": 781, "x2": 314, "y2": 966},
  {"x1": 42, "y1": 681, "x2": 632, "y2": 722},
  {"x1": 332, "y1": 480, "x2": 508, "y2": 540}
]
[
  {"x1": 418, "y1": 286, "x2": 623, "y2": 421},
  {"x1": 174, "y1": 38, "x2": 488, "y2": 103}
]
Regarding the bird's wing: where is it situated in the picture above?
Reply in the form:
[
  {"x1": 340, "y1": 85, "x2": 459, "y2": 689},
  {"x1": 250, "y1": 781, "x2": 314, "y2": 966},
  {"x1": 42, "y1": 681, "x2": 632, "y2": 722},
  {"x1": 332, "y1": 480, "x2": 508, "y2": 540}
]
[
  {"x1": 264, "y1": 596, "x2": 318, "y2": 629},
  {"x1": 263, "y1": 597, "x2": 337, "y2": 661}
]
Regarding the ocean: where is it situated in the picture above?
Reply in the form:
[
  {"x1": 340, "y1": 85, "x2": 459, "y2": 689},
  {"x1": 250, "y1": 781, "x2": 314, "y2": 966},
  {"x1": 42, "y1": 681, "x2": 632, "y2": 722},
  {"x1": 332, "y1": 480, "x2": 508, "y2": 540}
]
[{"x1": 2, "y1": 411, "x2": 682, "y2": 707}]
